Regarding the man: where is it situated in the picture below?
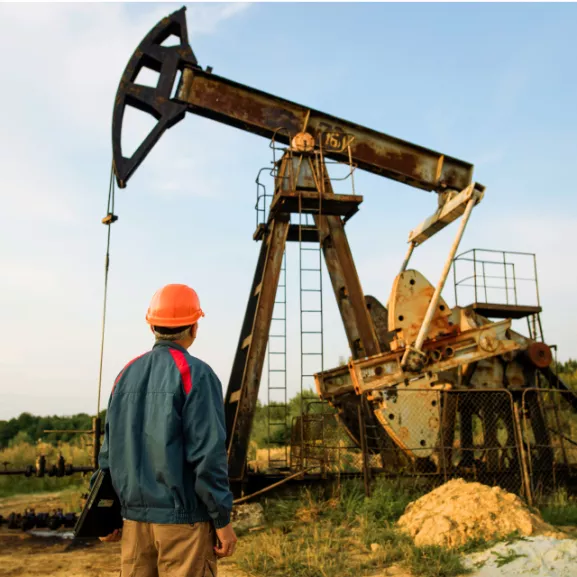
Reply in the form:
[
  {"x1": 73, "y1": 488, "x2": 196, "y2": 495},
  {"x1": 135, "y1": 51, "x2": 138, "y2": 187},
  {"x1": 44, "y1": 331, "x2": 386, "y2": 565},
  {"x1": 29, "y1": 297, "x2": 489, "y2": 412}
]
[{"x1": 97, "y1": 283, "x2": 237, "y2": 576}]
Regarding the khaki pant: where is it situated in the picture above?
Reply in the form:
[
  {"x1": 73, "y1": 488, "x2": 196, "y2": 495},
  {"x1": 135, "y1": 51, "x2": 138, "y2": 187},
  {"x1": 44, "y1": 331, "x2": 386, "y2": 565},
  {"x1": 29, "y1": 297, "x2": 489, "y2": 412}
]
[{"x1": 121, "y1": 520, "x2": 218, "y2": 577}]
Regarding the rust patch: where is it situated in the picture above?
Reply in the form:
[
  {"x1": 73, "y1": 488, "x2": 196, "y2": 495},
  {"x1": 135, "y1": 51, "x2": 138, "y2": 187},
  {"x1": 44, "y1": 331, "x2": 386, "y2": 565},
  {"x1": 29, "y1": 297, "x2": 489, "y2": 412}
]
[
  {"x1": 188, "y1": 75, "x2": 302, "y2": 134},
  {"x1": 527, "y1": 342, "x2": 552, "y2": 368},
  {"x1": 398, "y1": 426, "x2": 410, "y2": 441},
  {"x1": 352, "y1": 141, "x2": 422, "y2": 180}
]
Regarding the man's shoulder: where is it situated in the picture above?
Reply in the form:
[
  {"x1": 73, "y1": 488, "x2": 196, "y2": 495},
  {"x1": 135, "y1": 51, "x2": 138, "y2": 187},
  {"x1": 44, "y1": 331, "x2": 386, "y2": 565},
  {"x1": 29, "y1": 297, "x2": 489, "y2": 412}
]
[
  {"x1": 121, "y1": 350, "x2": 153, "y2": 369},
  {"x1": 185, "y1": 354, "x2": 219, "y2": 382},
  {"x1": 114, "y1": 350, "x2": 153, "y2": 388},
  {"x1": 187, "y1": 352, "x2": 214, "y2": 375}
]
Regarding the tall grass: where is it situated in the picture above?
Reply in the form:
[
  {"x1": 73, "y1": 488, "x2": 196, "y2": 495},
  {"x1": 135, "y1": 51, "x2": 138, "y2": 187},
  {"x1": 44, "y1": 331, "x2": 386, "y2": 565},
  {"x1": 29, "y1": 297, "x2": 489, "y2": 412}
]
[
  {"x1": 235, "y1": 478, "x2": 472, "y2": 577},
  {"x1": 0, "y1": 439, "x2": 91, "y2": 498},
  {"x1": 540, "y1": 487, "x2": 577, "y2": 526}
]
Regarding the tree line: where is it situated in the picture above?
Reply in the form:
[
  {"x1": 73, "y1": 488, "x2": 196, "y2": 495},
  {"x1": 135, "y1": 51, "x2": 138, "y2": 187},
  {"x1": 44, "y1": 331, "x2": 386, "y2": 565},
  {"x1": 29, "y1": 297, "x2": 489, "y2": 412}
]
[
  {"x1": 1, "y1": 360, "x2": 576, "y2": 450},
  {"x1": 0, "y1": 391, "x2": 323, "y2": 450},
  {"x1": 0, "y1": 411, "x2": 107, "y2": 449}
]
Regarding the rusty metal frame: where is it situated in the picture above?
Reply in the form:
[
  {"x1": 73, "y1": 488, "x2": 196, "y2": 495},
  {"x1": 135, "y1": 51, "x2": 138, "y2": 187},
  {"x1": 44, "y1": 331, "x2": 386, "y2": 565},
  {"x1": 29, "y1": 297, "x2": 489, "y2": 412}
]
[
  {"x1": 225, "y1": 217, "x2": 290, "y2": 480},
  {"x1": 317, "y1": 214, "x2": 381, "y2": 360},
  {"x1": 401, "y1": 187, "x2": 482, "y2": 371},
  {"x1": 316, "y1": 318, "x2": 523, "y2": 398},
  {"x1": 452, "y1": 248, "x2": 542, "y2": 318},
  {"x1": 226, "y1": 145, "x2": 386, "y2": 480},
  {"x1": 112, "y1": 7, "x2": 474, "y2": 192}
]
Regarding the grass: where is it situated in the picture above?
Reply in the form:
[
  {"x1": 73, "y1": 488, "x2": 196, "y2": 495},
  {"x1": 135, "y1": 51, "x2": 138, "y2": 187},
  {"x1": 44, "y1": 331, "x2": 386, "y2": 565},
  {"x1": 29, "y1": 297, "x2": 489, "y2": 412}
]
[
  {"x1": 491, "y1": 550, "x2": 527, "y2": 568},
  {"x1": 0, "y1": 439, "x2": 91, "y2": 498},
  {"x1": 4, "y1": 435, "x2": 577, "y2": 576},
  {"x1": 235, "y1": 478, "x2": 474, "y2": 577},
  {"x1": 539, "y1": 487, "x2": 577, "y2": 526}
]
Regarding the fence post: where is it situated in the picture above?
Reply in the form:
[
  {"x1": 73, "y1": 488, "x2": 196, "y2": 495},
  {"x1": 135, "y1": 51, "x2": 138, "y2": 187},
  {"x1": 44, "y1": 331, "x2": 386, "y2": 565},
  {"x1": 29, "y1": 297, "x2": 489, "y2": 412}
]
[
  {"x1": 357, "y1": 404, "x2": 371, "y2": 497},
  {"x1": 512, "y1": 403, "x2": 533, "y2": 506}
]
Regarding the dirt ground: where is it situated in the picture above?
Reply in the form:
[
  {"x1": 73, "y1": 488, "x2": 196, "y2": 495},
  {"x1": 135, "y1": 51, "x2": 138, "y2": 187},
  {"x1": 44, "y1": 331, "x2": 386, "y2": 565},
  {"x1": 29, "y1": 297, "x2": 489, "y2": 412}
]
[
  {"x1": 0, "y1": 529, "x2": 120, "y2": 577},
  {"x1": 0, "y1": 490, "x2": 417, "y2": 577},
  {"x1": 0, "y1": 491, "x2": 84, "y2": 519},
  {"x1": 0, "y1": 529, "x2": 412, "y2": 577},
  {"x1": 0, "y1": 528, "x2": 246, "y2": 577},
  {"x1": 0, "y1": 491, "x2": 244, "y2": 577}
]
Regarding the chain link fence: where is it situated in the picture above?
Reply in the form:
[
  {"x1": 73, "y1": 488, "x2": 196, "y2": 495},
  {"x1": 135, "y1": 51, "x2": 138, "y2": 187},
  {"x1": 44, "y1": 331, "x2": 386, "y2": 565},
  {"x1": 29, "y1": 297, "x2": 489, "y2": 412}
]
[
  {"x1": 288, "y1": 388, "x2": 577, "y2": 504},
  {"x1": 520, "y1": 388, "x2": 577, "y2": 504}
]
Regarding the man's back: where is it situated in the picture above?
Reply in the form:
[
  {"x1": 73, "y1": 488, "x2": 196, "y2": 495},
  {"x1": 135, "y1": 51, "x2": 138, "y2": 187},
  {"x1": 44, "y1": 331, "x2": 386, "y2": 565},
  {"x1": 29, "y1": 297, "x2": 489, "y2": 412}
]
[
  {"x1": 100, "y1": 340, "x2": 233, "y2": 529},
  {"x1": 95, "y1": 283, "x2": 237, "y2": 574}
]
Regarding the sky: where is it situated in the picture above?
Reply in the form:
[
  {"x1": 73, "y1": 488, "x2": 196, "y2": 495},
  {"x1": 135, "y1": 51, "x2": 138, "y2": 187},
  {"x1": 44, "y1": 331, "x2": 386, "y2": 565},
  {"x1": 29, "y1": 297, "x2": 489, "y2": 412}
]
[{"x1": 0, "y1": 2, "x2": 576, "y2": 420}]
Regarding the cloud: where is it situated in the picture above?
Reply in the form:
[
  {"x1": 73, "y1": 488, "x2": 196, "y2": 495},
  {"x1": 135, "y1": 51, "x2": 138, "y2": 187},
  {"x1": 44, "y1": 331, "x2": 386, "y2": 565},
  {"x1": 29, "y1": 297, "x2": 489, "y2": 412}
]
[
  {"x1": 0, "y1": 3, "x2": 575, "y2": 424},
  {"x1": 0, "y1": 3, "x2": 253, "y2": 194},
  {"x1": 0, "y1": 3, "x2": 254, "y2": 419}
]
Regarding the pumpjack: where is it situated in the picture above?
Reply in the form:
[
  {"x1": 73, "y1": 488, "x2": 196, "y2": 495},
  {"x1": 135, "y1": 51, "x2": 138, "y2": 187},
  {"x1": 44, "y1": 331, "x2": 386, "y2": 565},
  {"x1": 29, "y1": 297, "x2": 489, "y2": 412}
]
[{"x1": 111, "y1": 7, "x2": 577, "y2": 499}]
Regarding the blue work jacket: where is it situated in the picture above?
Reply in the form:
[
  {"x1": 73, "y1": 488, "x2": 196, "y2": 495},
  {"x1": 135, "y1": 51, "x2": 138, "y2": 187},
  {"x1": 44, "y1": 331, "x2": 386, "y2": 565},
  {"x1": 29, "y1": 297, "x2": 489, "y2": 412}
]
[{"x1": 96, "y1": 340, "x2": 233, "y2": 528}]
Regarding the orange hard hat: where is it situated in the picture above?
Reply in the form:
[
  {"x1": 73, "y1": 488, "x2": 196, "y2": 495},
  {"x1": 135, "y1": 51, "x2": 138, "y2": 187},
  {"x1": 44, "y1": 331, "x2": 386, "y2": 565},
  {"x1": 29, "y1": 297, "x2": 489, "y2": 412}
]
[{"x1": 145, "y1": 284, "x2": 204, "y2": 327}]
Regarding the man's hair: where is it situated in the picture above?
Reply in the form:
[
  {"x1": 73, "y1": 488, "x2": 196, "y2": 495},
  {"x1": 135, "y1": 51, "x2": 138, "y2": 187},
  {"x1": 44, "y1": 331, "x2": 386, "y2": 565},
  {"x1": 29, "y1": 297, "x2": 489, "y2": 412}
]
[{"x1": 153, "y1": 324, "x2": 194, "y2": 342}]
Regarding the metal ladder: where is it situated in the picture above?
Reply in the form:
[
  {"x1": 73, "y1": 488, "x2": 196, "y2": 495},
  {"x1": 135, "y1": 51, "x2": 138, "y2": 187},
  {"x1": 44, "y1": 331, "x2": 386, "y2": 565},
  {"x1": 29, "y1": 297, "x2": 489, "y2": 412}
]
[
  {"x1": 256, "y1": 165, "x2": 291, "y2": 470},
  {"x1": 528, "y1": 313, "x2": 544, "y2": 342},
  {"x1": 297, "y1": 183, "x2": 324, "y2": 445},
  {"x1": 266, "y1": 251, "x2": 289, "y2": 469}
]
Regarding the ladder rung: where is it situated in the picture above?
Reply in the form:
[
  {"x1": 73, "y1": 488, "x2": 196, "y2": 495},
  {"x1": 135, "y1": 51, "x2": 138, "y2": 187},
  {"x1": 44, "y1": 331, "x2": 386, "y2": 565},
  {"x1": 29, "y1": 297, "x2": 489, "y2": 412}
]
[
  {"x1": 269, "y1": 334, "x2": 286, "y2": 338},
  {"x1": 268, "y1": 387, "x2": 287, "y2": 390},
  {"x1": 271, "y1": 317, "x2": 286, "y2": 321},
  {"x1": 301, "y1": 268, "x2": 321, "y2": 272},
  {"x1": 301, "y1": 248, "x2": 320, "y2": 251},
  {"x1": 301, "y1": 289, "x2": 322, "y2": 292},
  {"x1": 302, "y1": 352, "x2": 322, "y2": 356},
  {"x1": 301, "y1": 331, "x2": 322, "y2": 334},
  {"x1": 301, "y1": 310, "x2": 322, "y2": 313}
]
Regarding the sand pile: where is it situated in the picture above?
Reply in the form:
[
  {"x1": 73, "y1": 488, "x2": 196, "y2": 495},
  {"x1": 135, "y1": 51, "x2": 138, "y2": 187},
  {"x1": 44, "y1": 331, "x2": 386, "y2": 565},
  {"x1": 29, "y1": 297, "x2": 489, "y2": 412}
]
[{"x1": 397, "y1": 479, "x2": 564, "y2": 549}]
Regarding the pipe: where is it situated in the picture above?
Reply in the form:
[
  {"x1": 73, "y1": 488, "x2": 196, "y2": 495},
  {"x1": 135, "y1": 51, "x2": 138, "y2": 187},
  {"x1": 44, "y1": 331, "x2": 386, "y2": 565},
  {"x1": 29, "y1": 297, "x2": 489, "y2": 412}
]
[
  {"x1": 232, "y1": 467, "x2": 315, "y2": 505},
  {"x1": 414, "y1": 195, "x2": 476, "y2": 352},
  {"x1": 399, "y1": 242, "x2": 416, "y2": 273},
  {"x1": 401, "y1": 194, "x2": 477, "y2": 369},
  {"x1": 0, "y1": 465, "x2": 93, "y2": 477}
]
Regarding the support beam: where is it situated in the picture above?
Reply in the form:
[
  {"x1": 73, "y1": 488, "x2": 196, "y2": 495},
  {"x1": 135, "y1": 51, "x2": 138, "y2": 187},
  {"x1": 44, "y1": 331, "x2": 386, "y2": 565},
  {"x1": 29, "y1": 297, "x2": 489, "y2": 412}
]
[
  {"x1": 317, "y1": 214, "x2": 381, "y2": 360},
  {"x1": 225, "y1": 218, "x2": 290, "y2": 480},
  {"x1": 401, "y1": 191, "x2": 480, "y2": 371}
]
